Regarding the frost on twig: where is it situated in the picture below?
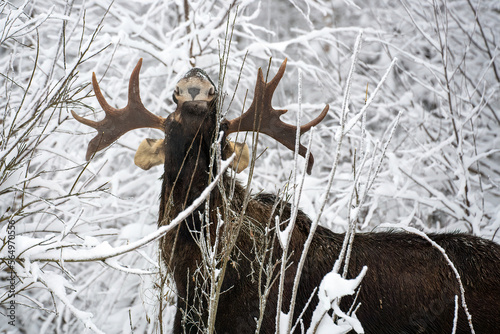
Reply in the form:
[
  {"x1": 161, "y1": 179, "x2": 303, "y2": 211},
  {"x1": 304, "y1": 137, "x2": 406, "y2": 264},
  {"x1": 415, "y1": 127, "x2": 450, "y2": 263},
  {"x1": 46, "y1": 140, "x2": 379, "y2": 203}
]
[{"x1": 307, "y1": 263, "x2": 367, "y2": 334}]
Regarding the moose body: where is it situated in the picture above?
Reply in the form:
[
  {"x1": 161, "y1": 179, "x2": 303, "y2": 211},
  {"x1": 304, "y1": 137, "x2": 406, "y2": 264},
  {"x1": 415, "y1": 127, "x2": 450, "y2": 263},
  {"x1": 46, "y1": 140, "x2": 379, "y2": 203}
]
[
  {"x1": 161, "y1": 178, "x2": 500, "y2": 333},
  {"x1": 73, "y1": 59, "x2": 500, "y2": 333}
]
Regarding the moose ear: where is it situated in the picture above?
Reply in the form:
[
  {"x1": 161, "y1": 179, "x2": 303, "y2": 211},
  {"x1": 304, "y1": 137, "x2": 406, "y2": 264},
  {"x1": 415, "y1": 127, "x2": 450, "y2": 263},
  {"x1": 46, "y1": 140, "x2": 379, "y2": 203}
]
[
  {"x1": 225, "y1": 141, "x2": 249, "y2": 173},
  {"x1": 135, "y1": 138, "x2": 249, "y2": 173},
  {"x1": 134, "y1": 138, "x2": 165, "y2": 170}
]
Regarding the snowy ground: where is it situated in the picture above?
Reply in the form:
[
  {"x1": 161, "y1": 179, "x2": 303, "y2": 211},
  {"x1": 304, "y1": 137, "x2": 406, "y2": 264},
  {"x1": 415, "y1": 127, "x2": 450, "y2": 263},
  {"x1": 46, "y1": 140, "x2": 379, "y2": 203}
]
[{"x1": 1, "y1": 0, "x2": 499, "y2": 333}]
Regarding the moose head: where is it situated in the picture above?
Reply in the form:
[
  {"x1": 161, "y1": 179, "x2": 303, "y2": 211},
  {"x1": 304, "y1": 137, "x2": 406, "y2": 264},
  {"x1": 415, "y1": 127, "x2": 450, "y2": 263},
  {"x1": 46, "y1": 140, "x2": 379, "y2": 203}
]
[{"x1": 72, "y1": 58, "x2": 329, "y2": 175}]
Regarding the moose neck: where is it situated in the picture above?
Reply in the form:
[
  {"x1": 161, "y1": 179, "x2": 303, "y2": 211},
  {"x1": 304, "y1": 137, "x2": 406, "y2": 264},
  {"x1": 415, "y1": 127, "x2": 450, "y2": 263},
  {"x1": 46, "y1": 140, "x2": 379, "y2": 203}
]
[{"x1": 158, "y1": 101, "x2": 221, "y2": 226}]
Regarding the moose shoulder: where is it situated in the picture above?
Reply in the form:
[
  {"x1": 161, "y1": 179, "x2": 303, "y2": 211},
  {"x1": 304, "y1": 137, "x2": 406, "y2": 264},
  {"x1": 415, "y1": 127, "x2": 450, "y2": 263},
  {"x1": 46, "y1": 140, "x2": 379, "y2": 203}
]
[{"x1": 73, "y1": 59, "x2": 500, "y2": 333}]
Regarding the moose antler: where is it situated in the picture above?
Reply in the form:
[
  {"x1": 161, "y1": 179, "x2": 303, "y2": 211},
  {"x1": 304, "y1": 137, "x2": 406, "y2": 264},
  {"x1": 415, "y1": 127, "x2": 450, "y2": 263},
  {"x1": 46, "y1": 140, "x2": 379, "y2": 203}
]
[
  {"x1": 72, "y1": 58, "x2": 165, "y2": 160},
  {"x1": 226, "y1": 59, "x2": 329, "y2": 174}
]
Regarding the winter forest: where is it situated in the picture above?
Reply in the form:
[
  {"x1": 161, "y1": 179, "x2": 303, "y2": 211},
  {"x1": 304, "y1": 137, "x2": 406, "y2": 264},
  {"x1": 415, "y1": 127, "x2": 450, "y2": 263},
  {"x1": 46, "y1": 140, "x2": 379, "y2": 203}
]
[{"x1": 1, "y1": 0, "x2": 499, "y2": 333}]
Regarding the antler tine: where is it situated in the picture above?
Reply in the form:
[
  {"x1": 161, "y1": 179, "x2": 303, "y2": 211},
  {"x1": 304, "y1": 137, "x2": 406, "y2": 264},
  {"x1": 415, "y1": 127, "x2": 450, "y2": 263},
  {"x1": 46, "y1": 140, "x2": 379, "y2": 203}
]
[
  {"x1": 226, "y1": 59, "x2": 329, "y2": 174},
  {"x1": 264, "y1": 58, "x2": 287, "y2": 98},
  {"x1": 92, "y1": 72, "x2": 118, "y2": 117},
  {"x1": 72, "y1": 59, "x2": 165, "y2": 160},
  {"x1": 128, "y1": 58, "x2": 146, "y2": 110},
  {"x1": 70, "y1": 65, "x2": 129, "y2": 129},
  {"x1": 298, "y1": 104, "x2": 329, "y2": 135}
]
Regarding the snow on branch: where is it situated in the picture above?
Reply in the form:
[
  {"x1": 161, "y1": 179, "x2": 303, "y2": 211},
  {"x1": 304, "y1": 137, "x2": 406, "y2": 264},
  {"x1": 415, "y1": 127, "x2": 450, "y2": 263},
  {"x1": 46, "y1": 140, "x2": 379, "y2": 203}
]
[{"x1": 0, "y1": 158, "x2": 233, "y2": 264}]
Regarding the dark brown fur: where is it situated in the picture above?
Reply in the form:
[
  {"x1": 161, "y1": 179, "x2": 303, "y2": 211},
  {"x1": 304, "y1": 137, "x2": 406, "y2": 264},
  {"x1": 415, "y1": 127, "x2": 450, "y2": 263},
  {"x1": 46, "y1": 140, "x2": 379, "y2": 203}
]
[{"x1": 158, "y1": 100, "x2": 500, "y2": 334}]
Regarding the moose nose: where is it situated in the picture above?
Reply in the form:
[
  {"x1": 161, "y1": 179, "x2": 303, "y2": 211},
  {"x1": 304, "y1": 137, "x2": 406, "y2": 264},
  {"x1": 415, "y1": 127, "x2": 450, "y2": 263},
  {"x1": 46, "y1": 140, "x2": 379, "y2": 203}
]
[{"x1": 188, "y1": 88, "x2": 200, "y2": 100}]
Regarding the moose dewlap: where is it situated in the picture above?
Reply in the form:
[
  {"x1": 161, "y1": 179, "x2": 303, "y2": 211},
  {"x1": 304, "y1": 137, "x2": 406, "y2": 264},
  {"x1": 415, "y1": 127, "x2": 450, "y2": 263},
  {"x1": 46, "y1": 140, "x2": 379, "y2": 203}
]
[{"x1": 73, "y1": 59, "x2": 500, "y2": 334}]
